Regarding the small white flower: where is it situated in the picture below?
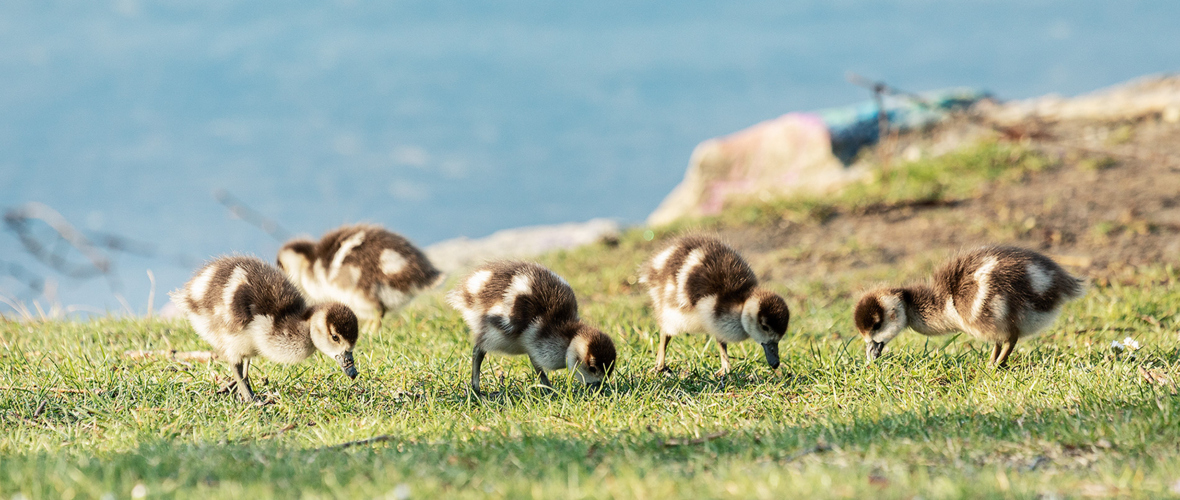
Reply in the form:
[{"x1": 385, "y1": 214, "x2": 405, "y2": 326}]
[
  {"x1": 1111, "y1": 340, "x2": 1124, "y2": 351},
  {"x1": 1122, "y1": 337, "x2": 1141, "y2": 350},
  {"x1": 391, "y1": 484, "x2": 411, "y2": 500},
  {"x1": 131, "y1": 484, "x2": 147, "y2": 499}
]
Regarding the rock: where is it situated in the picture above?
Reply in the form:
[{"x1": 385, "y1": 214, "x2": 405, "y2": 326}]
[
  {"x1": 646, "y1": 88, "x2": 989, "y2": 227},
  {"x1": 424, "y1": 218, "x2": 620, "y2": 272},
  {"x1": 982, "y1": 74, "x2": 1180, "y2": 124},
  {"x1": 647, "y1": 113, "x2": 857, "y2": 226}
]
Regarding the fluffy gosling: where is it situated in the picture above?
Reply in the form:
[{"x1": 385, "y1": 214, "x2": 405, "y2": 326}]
[
  {"x1": 277, "y1": 223, "x2": 443, "y2": 331},
  {"x1": 854, "y1": 246, "x2": 1085, "y2": 367},
  {"x1": 171, "y1": 256, "x2": 360, "y2": 402},
  {"x1": 447, "y1": 261, "x2": 617, "y2": 394},
  {"x1": 639, "y1": 235, "x2": 790, "y2": 376}
]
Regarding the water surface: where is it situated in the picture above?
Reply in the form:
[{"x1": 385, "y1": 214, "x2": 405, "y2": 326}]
[{"x1": 1, "y1": 1, "x2": 1176, "y2": 312}]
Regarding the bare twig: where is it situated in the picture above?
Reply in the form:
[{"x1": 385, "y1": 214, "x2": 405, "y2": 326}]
[
  {"x1": 215, "y1": 189, "x2": 293, "y2": 242},
  {"x1": 1, "y1": 203, "x2": 192, "y2": 316},
  {"x1": 782, "y1": 441, "x2": 832, "y2": 462},
  {"x1": 264, "y1": 423, "x2": 298, "y2": 438},
  {"x1": 84, "y1": 230, "x2": 197, "y2": 268},
  {"x1": 32, "y1": 400, "x2": 47, "y2": 418},
  {"x1": 660, "y1": 430, "x2": 729, "y2": 447},
  {"x1": 1071, "y1": 327, "x2": 1135, "y2": 335},
  {"x1": 3, "y1": 202, "x2": 119, "y2": 291},
  {"x1": 240, "y1": 423, "x2": 300, "y2": 443},
  {"x1": 123, "y1": 349, "x2": 218, "y2": 362},
  {"x1": 85, "y1": 230, "x2": 155, "y2": 257},
  {"x1": 846, "y1": 73, "x2": 895, "y2": 167},
  {"x1": 125, "y1": 349, "x2": 219, "y2": 360},
  {"x1": 0, "y1": 260, "x2": 45, "y2": 299},
  {"x1": 846, "y1": 72, "x2": 936, "y2": 108},
  {"x1": 0, "y1": 385, "x2": 103, "y2": 395},
  {"x1": 320, "y1": 434, "x2": 397, "y2": 451}
]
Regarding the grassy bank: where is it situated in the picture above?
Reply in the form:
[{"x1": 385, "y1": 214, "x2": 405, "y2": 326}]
[{"x1": 3, "y1": 140, "x2": 1180, "y2": 499}]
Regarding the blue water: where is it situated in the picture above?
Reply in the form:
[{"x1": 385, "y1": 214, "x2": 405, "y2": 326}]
[{"x1": 2, "y1": 1, "x2": 1178, "y2": 313}]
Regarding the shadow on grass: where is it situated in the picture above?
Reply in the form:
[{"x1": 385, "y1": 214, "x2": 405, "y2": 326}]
[{"x1": 5, "y1": 382, "x2": 1178, "y2": 497}]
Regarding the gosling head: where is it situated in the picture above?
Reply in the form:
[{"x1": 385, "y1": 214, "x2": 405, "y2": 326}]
[
  {"x1": 276, "y1": 239, "x2": 316, "y2": 279},
  {"x1": 740, "y1": 289, "x2": 791, "y2": 369},
  {"x1": 308, "y1": 302, "x2": 360, "y2": 379},
  {"x1": 565, "y1": 324, "x2": 617, "y2": 388},
  {"x1": 854, "y1": 289, "x2": 908, "y2": 363}
]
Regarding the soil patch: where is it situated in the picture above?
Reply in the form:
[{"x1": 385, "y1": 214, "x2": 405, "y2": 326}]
[{"x1": 718, "y1": 116, "x2": 1180, "y2": 287}]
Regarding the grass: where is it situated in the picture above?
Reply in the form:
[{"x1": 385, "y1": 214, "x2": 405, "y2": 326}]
[
  {"x1": 717, "y1": 141, "x2": 1054, "y2": 228},
  {"x1": 2, "y1": 241, "x2": 1179, "y2": 499},
  {"x1": 2, "y1": 140, "x2": 1179, "y2": 499}
]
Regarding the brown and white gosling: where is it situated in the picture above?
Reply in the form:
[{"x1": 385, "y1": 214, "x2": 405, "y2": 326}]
[
  {"x1": 447, "y1": 261, "x2": 617, "y2": 394},
  {"x1": 170, "y1": 256, "x2": 360, "y2": 402},
  {"x1": 277, "y1": 223, "x2": 444, "y2": 331},
  {"x1": 854, "y1": 246, "x2": 1085, "y2": 367},
  {"x1": 639, "y1": 236, "x2": 790, "y2": 376}
]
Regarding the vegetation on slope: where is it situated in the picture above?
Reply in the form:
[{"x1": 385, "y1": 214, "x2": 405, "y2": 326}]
[{"x1": 2, "y1": 138, "x2": 1179, "y2": 499}]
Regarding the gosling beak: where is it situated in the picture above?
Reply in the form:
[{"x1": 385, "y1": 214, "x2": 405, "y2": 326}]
[
  {"x1": 761, "y1": 342, "x2": 781, "y2": 369},
  {"x1": 866, "y1": 341, "x2": 885, "y2": 363},
  {"x1": 336, "y1": 351, "x2": 358, "y2": 379}
]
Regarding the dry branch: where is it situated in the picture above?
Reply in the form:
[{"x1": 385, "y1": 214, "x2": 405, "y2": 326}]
[
  {"x1": 0, "y1": 385, "x2": 103, "y2": 395},
  {"x1": 123, "y1": 349, "x2": 218, "y2": 362},
  {"x1": 660, "y1": 430, "x2": 729, "y2": 447},
  {"x1": 846, "y1": 72, "x2": 937, "y2": 108},
  {"x1": 240, "y1": 423, "x2": 301, "y2": 443},
  {"x1": 0, "y1": 260, "x2": 45, "y2": 298},
  {"x1": 215, "y1": 189, "x2": 293, "y2": 242},
  {"x1": 782, "y1": 442, "x2": 832, "y2": 462},
  {"x1": 320, "y1": 434, "x2": 397, "y2": 451},
  {"x1": 4, "y1": 202, "x2": 117, "y2": 289},
  {"x1": 1, "y1": 202, "x2": 196, "y2": 313}
]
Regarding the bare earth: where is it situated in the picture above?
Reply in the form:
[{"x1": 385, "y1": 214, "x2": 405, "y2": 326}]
[{"x1": 720, "y1": 115, "x2": 1180, "y2": 290}]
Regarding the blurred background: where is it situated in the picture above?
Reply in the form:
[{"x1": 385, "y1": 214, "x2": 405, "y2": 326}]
[{"x1": 1, "y1": 0, "x2": 1177, "y2": 314}]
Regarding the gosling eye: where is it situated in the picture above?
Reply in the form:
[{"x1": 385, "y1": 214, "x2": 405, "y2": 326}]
[{"x1": 331, "y1": 334, "x2": 340, "y2": 342}]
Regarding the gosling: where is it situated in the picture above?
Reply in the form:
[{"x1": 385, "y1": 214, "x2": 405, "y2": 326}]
[
  {"x1": 170, "y1": 256, "x2": 360, "y2": 402},
  {"x1": 854, "y1": 246, "x2": 1085, "y2": 367},
  {"x1": 639, "y1": 235, "x2": 790, "y2": 376},
  {"x1": 447, "y1": 261, "x2": 617, "y2": 394},
  {"x1": 277, "y1": 223, "x2": 443, "y2": 331}
]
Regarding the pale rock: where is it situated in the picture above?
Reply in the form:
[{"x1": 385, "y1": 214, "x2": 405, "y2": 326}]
[
  {"x1": 425, "y1": 219, "x2": 620, "y2": 272},
  {"x1": 647, "y1": 113, "x2": 863, "y2": 226},
  {"x1": 983, "y1": 74, "x2": 1180, "y2": 124}
]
